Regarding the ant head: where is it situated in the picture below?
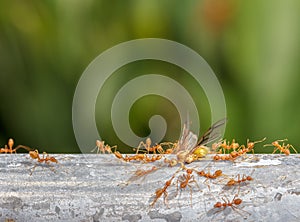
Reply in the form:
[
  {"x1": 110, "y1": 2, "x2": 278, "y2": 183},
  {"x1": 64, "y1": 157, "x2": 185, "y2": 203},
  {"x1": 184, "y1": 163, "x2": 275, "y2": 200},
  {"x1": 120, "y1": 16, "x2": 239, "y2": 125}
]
[
  {"x1": 214, "y1": 170, "x2": 222, "y2": 176},
  {"x1": 233, "y1": 198, "x2": 242, "y2": 205},
  {"x1": 230, "y1": 151, "x2": 238, "y2": 158},
  {"x1": 186, "y1": 168, "x2": 193, "y2": 174},
  {"x1": 248, "y1": 142, "x2": 254, "y2": 148},
  {"x1": 272, "y1": 141, "x2": 279, "y2": 146},
  {"x1": 96, "y1": 140, "x2": 101, "y2": 146},
  {"x1": 246, "y1": 176, "x2": 253, "y2": 181},
  {"x1": 198, "y1": 170, "x2": 205, "y2": 176},
  {"x1": 29, "y1": 150, "x2": 39, "y2": 159},
  {"x1": 146, "y1": 138, "x2": 152, "y2": 146},
  {"x1": 96, "y1": 140, "x2": 105, "y2": 147},
  {"x1": 213, "y1": 155, "x2": 221, "y2": 161},
  {"x1": 214, "y1": 202, "x2": 222, "y2": 208},
  {"x1": 8, "y1": 138, "x2": 14, "y2": 149},
  {"x1": 231, "y1": 143, "x2": 239, "y2": 149}
]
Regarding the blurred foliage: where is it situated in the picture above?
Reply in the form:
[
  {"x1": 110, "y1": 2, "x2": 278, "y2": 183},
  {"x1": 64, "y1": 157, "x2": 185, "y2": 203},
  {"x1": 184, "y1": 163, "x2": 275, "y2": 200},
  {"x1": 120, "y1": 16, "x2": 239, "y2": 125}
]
[{"x1": 0, "y1": 0, "x2": 300, "y2": 153}]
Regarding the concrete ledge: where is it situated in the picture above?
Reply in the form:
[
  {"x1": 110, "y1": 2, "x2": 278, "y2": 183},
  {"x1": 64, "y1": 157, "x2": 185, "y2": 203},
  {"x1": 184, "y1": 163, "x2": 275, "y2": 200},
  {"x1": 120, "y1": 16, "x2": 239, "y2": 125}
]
[{"x1": 0, "y1": 154, "x2": 299, "y2": 221}]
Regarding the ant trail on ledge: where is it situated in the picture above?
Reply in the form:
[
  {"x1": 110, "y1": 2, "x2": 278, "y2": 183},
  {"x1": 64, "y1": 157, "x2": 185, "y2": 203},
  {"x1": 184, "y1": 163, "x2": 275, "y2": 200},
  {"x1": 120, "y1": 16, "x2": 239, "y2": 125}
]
[{"x1": 213, "y1": 137, "x2": 266, "y2": 161}]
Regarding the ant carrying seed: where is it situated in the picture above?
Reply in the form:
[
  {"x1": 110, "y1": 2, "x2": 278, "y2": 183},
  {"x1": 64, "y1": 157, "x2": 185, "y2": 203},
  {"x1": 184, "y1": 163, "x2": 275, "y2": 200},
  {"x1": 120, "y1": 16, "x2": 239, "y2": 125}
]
[
  {"x1": 29, "y1": 149, "x2": 59, "y2": 175},
  {"x1": 264, "y1": 139, "x2": 298, "y2": 155}
]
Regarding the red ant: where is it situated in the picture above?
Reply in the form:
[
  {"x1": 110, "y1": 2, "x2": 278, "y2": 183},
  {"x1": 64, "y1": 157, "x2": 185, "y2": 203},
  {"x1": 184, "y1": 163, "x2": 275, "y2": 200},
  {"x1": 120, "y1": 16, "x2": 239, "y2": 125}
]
[
  {"x1": 213, "y1": 138, "x2": 266, "y2": 161},
  {"x1": 194, "y1": 168, "x2": 223, "y2": 190},
  {"x1": 91, "y1": 140, "x2": 116, "y2": 154},
  {"x1": 29, "y1": 149, "x2": 58, "y2": 175},
  {"x1": 176, "y1": 168, "x2": 200, "y2": 206},
  {"x1": 212, "y1": 139, "x2": 240, "y2": 154},
  {"x1": 225, "y1": 173, "x2": 254, "y2": 194},
  {"x1": 213, "y1": 154, "x2": 235, "y2": 161},
  {"x1": 196, "y1": 169, "x2": 223, "y2": 179},
  {"x1": 0, "y1": 138, "x2": 32, "y2": 154},
  {"x1": 135, "y1": 138, "x2": 174, "y2": 154},
  {"x1": 264, "y1": 139, "x2": 298, "y2": 155},
  {"x1": 226, "y1": 174, "x2": 253, "y2": 187},
  {"x1": 150, "y1": 174, "x2": 176, "y2": 208},
  {"x1": 213, "y1": 195, "x2": 250, "y2": 217},
  {"x1": 237, "y1": 137, "x2": 266, "y2": 156}
]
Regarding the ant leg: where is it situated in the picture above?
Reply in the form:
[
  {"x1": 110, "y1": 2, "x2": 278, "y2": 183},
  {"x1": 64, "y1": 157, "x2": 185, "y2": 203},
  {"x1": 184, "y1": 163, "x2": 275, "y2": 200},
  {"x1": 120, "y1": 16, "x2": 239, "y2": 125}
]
[
  {"x1": 30, "y1": 164, "x2": 38, "y2": 176},
  {"x1": 277, "y1": 139, "x2": 288, "y2": 142},
  {"x1": 272, "y1": 147, "x2": 280, "y2": 154},
  {"x1": 135, "y1": 141, "x2": 144, "y2": 154},
  {"x1": 90, "y1": 146, "x2": 98, "y2": 153},
  {"x1": 163, "y1": 191, "x2": 170, "y2": 208},
  {"x1": 290, "y1": 145, "x2": 298, "y2": 154},
  {"x1": 204, "y1": 178, "x2": 211, "y2": 191},
  {"x1": 110, "y1": 146, "x2": 117, "y2": 154}
]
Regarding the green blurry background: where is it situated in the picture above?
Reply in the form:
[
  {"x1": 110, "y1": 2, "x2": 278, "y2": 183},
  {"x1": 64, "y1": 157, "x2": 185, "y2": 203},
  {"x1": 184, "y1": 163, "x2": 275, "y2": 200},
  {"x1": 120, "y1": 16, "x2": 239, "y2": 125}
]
[{"x1": 1, "y1": 0, "x2": 300, "y2": 153}]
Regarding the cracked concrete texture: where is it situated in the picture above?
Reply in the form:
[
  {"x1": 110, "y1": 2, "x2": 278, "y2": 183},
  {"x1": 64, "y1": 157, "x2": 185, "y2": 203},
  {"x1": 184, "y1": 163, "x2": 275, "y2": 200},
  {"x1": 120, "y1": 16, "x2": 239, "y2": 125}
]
[{"x1": 0, "y1": 154, "x2": 299, "y2": 221}]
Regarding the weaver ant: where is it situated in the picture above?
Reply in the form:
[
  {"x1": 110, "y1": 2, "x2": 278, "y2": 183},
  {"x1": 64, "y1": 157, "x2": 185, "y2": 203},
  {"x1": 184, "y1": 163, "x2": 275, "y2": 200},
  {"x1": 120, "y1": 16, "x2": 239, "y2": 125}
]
[
  {"x1": 213, "y1": 138, "x2": 266, "y2": 161},
  {"x1": 135, "y1": 138, "x2": 175, "y2": 154},
  {"x1": 226, "y1": 174, "x2": 253, "y2": 187},
  {"x1": 212, "y1": 139, "x2": 240, "y2": 154},
  {"x1": 264, "y1": 139, "x2": 298, "y2": 155},
  {"x1": 0, "y1": 138, "x2": 32, "y2": 154},
  {"x1": 237, "y1": 137, "x2": 266, "y2": 156},
  {"x1": 213, "y1": 154, "x2": 235, "y2": 161},
  {"x1": 176, "y1": 168, "x2": 200, "y2": 207},
  {"x1": 29, "y1": 149, "x2": 58, "y2": 175},
  {"x1": 150, "y1": 174, "x2": 176, "y2": 208},
  {"x1": 212, "y1": 195, "x2": 250, "y2": 217},
  {"x1": 225, "y1": 172, "x2": 254, "y2": 194},
  {"x1": 91, "y1": 140, "x2": 116, "y2": 154}
]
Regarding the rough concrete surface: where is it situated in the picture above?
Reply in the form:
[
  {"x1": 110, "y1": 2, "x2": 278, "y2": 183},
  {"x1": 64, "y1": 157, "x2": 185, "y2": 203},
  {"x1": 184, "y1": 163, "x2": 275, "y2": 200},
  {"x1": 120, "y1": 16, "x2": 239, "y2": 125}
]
[{"x1": 0, "y1": 154, "x2": 299, "y2": 221}]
